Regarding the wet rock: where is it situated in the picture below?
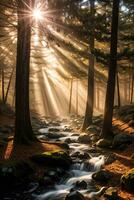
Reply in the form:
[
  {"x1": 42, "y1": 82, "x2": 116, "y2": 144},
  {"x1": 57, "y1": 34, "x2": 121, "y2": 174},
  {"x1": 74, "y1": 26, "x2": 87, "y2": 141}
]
[
  {"x1": 65, "y1": 190, "x2": 85, "y2": 200},
  {"x1": 63, "y1": 127, "x2": 73, "y2": 132},
  {"x1": 105, "y1": 153, "x2": 117, "y2": 165},
  {"x1": 31, "y1": 150, "x2": 72, "y2": 169},
  {"x1": 113, "y1": 133, "x2": 134, "y2": 148},
  {"x1": 92, "y1": 170, "x2": 113, "y2": 183},
  {"x1": 78, "y1": 152, "x2": 90, "y2": 160},
  {"x1": 96, "y1": 139, "x2": 112, "y2": 148},
  {"x1": 104, "y1": 187, "x2": 120, "y2": 200},
  {"x1": 49, "y1": 128, "x2": 60, "y2": 132},
  {"x1": 78, "y1": 134, "x2": 91, "y2": 144},
  {"x1": 121, "y1": 168, "x2": 134, "y2": 193},
  {"x1": 64, "y1": 138, "x2": 73, "y2": 143},
  {"x1": 47, "y1": 132, "x2": 64, "y2": 139},
  {"x1": 72, "y1": 133, "x2": 79, "y2": 137},
  {"x1": 75, "y1": 180, "x2": 88, "y2": 189}
]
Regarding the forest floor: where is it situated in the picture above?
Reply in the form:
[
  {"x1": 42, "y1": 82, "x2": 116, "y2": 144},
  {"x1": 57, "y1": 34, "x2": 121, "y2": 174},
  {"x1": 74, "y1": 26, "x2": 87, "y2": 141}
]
[{"x1": 0, "y1": 106, "x2": 134, "y2": 199}]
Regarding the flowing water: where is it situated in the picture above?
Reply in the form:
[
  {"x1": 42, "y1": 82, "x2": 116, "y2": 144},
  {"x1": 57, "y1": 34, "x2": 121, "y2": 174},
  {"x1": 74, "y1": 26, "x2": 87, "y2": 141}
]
[{"x1": 33, "y1": 122, "x2": 105, "y2": 200}]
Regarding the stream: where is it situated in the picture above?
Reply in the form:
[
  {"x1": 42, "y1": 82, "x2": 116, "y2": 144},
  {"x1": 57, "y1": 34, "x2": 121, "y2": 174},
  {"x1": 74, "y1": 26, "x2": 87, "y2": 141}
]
[{"x1": 32, "y1": 121, "x2": 105, "y2": 200}]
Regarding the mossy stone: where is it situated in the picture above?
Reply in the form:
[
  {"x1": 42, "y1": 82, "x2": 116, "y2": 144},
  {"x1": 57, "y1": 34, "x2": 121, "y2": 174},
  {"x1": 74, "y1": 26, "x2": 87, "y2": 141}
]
[
  {"x1": 121, "y1": 168, "x2": 134, "y2": 193},
  {"x1": 31, "y1": 150, "x2": 72, "y2": 169}
]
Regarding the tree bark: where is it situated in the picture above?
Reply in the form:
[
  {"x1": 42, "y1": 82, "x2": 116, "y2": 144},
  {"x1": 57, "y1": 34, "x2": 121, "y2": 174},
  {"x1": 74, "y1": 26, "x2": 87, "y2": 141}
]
[
  {"x1": 116, "y1": 72, "x2": 121, "y2": 107},
  {"x1": 131, "y1": 69, "x2": 134, "y2": 104},
  {"x1": 69, "y1": 78, "x2": 73, "y2": 114},
  {"x1": 1, "y1": 66, "x2": 5, "y2": 103},
  {"x1": 101, "y1": 0, "x2": 120, "y2": 139},
  {"x1": 14, "y1": 0, "x2": 36, "y2": 144},
  {"x1": 4, "y1": 66, "x2": 15, "y2": 103},
  {"x1": 82, "y1": 0, "x2": 95, "y2": 130}
]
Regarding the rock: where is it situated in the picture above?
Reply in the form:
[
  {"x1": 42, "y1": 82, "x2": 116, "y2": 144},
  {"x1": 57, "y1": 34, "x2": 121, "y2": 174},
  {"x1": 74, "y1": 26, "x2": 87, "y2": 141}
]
[
  {"x1": 75, "y1": 180, "x2": 88, "y2": 189},
  {"x1": 86, "y1": 125, "x2": 101, "y2": 134},
  {"x1": 78, "y1": 134, "x2": 91, "y2": 144},
  {"x1": 113, "y1": 133, "x2": 134, "y2": 148},
  {"x1": 65, "y1": 191, "x2": 85, "y2": 200},
  {"x1": 121, "y1": 168, "x2": 134, "y2": 193},
  {"x1": 104, "y1": 187, "x2": 120, "y2": 200},
  {"x1": 64, "y1": 138, "x2": 73, "y2": 143},
  {"x1": 47, "y1": 132, "x2": 64, "y2": 139},
  {"x1": 90, "y1": 133, "x2": 100, "y2": 142},
  {"x1": 105, "y1": 153, "x2": 117, "y2": 165},
  {"x1": 56, "y1": 142, "x2": 69, "y2": 149},
  {"x1": 31, "y1": 150, "x2": 72, "y2": 169},
  {"x1": 93, "y1": 116, "x2": 103, "y2": 125},
  {"x1": 63, "y1": 127, "x2": 72, "y2": 132},
  {"x1": 39, "y1": 176, "x2": 53, "y2": 187},
  {"x1": 78, "y1": 152, "x2": 90, "y2": 160},
  {"x1": 96, "y1": 139, "x2": 112, "y2": 148},
  {"x1": 49, "y1": 128, "x2": 60, "y2": 132},
  {"x1": 92, "y1": 170, "x2": 113, "y2": 183}
]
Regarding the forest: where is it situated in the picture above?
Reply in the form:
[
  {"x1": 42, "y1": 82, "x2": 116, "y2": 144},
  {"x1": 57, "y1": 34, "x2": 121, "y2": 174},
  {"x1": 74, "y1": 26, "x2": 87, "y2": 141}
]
[{"x1": 0, "y1": 0, "x2": 134, "y2": 199}]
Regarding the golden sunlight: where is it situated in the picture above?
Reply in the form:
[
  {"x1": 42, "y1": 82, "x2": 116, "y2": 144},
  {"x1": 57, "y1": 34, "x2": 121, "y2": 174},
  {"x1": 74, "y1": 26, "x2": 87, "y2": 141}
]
[{"x1": 32, "y1": 8, "x2": 43, "y2": 20}]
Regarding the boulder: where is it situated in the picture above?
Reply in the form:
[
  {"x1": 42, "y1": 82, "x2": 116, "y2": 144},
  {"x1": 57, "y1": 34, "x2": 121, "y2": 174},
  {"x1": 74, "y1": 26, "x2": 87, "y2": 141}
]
[
  {"x1": 92, "y1": 170, "x2": 113, "y2": 183},
  {"x1": 31, "y1": 150, "x2": 72, "y2": 169},
  {"x1": 96, "y1": 139, "x2": 112, "y2": 148},
  {"x1": 104, "y1": 187, "x2": 120, "y2": 200},
  {"x1": 113, "y1": 133, "x2": 134, "y2": 147},
  {"x1": 65, "y1": 191, "x2": 85, "y2": 200},
  {"x1": 121, "y1": 168, "x2": 134, "y2": 193},
  {"x1": 78, "y1": 134, "x2": 91, "y2": 144}
]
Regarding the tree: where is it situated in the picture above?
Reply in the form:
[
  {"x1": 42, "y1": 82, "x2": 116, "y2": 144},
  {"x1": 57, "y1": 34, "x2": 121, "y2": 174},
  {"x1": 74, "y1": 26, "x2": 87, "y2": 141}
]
[
  {"x1": 14, "y1": 0, "x2": 37, "y2": 144},
  {"x1": 101, "y1": 0, "x2": 120, "y2": 139},
  {"x1": 82, "y1": 0, "x2": 95, "y2": 130}
]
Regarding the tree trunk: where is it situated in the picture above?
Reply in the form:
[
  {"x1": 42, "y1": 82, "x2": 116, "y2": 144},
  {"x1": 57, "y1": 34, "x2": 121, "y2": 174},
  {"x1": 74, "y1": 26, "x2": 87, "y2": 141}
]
[
  {"x1": 82, "y1": 0, "x2": 95, "y2": 130},
  {"x1": 14, "y1": 0, "x2": 36, "y2": 144},
  {"x1": 4, "y1": 66, "x2": 15, "y2": 103},
  {"x1": 116, "y1": 72, "x2": 121, "y2": 107},
  {"x1": 1, "y1": 66, "x2": 5, "y2": 103},
  {"x1": 76, "y1": 79, "x2": 78, "y2": 115},
  {"x1": 69, "y1": 78, "x2": 73, "y2": 114},
  {"x1": 131, "y1": 70, "x2": 134, "y2": 104},
  {"x1": 101, "y1": 0, "x2": 120, "y2": 139}
]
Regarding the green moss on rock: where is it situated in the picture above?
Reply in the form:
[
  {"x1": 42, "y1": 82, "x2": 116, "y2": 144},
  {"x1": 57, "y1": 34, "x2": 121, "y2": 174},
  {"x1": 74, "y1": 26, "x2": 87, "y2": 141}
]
[
  {"x1": 31, "y1": 150, "x2": 72, "y2": 169},
  {"x1": 121, "y1": 168, "x2": 134, "y2": 193}
]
